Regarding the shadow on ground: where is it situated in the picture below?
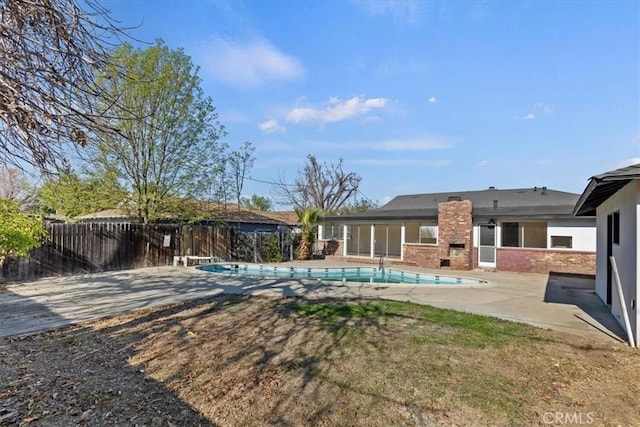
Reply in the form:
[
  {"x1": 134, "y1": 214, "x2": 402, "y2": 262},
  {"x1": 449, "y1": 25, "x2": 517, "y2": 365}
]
[
  {"x1": 543, "y1": 272, "x2": 626, "y2": 342},
  {"x1": 0, "y1": 294, "x2": 415, "y2": 426}
]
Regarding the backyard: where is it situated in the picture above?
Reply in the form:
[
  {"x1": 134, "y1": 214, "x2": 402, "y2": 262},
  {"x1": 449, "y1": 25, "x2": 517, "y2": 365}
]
[{"x1": 1, "y1": 294, "x2": 638, "y2": 426}]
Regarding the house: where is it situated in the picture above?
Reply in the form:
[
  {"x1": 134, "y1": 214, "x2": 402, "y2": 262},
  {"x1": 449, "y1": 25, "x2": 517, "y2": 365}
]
[
  {"x1": 574, "y1": 163, "x2": 640, "y2": 345},
  {"x1": 75, "y1": 201, "x2": 299, "y2": 233},
  {"x1": 319, "y1": 187, "x2": 596, "y2": 275}
]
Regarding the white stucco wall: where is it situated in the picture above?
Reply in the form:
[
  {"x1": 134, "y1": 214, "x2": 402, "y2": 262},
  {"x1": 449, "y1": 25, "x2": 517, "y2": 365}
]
[
  {"x1": 471, "y1": 219, "x2": 596, "y2": 251},
  {"x1": 595, "y1": 180, "x2": 639, "y2": 345},
  {"x1": 547, "y1": 219, "x2": 597, "y2": 251}
]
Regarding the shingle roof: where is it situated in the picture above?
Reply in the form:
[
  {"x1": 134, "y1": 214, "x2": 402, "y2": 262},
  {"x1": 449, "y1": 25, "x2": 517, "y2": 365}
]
[
  {"x1": 574, "y1": 163, "x2": 640, "y2": 216},
  {"x1": 325, "y1": 187, "x2": 582, "y2": 221},
  {"x1": 75, "y1": 204, "x2": 298, "y2": 226}
]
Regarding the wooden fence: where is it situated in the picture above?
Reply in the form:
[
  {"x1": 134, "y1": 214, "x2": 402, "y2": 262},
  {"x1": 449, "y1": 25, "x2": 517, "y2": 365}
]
[{"x1": 1, "y1": 223, "x2": 231, "y2": 282}]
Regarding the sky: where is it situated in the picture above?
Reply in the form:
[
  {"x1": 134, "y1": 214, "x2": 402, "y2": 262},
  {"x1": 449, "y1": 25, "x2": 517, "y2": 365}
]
[{"x1": 100, "y1": 0, "x2": 640, "y2": 208}]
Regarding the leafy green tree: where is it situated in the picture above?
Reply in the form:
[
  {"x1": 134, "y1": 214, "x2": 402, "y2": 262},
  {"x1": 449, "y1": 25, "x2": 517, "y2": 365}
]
[
  {"x1": 296, "y1": 207, "x2": 323, "y2": 260},
  {"x1": 242, "y1": 194, "x2": 272, "y2": 211},
  {"x1": 0, "y1": 199, "x2": 47, "y2": 261},
  {"x1": 90, "y1": 40, "x2": 225, "y2": 223},
  {"x1": 38, "y1": 170, "x2": 125, "y2": 218}
]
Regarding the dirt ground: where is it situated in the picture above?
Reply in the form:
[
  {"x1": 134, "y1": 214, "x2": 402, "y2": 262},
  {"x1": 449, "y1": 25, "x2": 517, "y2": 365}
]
[{"x1": 1, "y1": 294, "x2": 639, "y2": 427}]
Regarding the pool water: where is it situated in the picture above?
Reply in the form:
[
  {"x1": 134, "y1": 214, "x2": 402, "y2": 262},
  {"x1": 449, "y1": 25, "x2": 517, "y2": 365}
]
[{"x1": 197, "y1": 264, "x2": 486, "y2": 286}]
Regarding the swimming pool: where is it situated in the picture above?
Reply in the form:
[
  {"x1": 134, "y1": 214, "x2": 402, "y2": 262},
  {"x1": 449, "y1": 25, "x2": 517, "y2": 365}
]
[{"x1": 197, "y1": 264, "x2": 487, "y2": 286}]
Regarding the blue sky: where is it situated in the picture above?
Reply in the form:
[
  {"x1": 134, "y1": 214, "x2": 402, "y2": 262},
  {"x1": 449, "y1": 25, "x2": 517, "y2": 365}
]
[{"x1": 102, "y1": 0, "x2": 640, "y2": 207}]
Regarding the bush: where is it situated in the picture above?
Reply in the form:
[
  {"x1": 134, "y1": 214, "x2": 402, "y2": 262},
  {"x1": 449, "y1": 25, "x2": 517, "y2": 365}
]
[
  {"x1": 263, "y1": 233, "x2": 283, "y2": 263},
  {"x1": 0, "y1": 199, "x2": 47, "y2": 260}
]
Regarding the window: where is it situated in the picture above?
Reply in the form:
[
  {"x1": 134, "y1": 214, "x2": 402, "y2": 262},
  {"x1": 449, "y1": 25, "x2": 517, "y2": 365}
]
[
  {"x1": 500, "y1": 222, "x2": 547, "y2": 248},
  {"x1": 405, "y1": 221, "x2": 438, "y2": 244},
  {"x1": 502, "y1": 222, "x2": 519, "y2": 247},
  {"x1": 551, "y1": 236, "x2": 572, "y2": 248},
  {"x1": 323, "y1": 223, "x2": 343, "y2": 240},
  {"x1": 420, "y1": 225, "x2": 438, "y2": 244},
  {"x1": 523, "y1": 222, "x2": 547, "y2": 248},
  {"x1": 613, "y1": 211, "x2": 620, "y2": 244}
]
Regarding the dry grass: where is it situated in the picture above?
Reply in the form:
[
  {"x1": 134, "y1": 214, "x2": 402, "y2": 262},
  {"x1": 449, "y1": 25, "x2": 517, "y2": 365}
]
[{"x1": 1, "y1": 295, "x2": 639, "y2": 426}]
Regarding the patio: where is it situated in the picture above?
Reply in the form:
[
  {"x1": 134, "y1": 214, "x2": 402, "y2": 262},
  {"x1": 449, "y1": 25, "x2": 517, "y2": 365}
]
[{"x1": 0, "y1": 261, "x2": 626, "y2": 342}]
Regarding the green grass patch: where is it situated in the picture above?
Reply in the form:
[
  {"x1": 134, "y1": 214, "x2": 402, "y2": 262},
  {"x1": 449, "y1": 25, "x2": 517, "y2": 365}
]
[{"x1": 291, "y1": 299, "x2": 553, "y2": 348}]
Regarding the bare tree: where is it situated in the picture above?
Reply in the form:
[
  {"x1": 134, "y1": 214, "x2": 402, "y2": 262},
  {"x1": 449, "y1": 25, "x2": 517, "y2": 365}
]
[
  {"x1": 273, "y1": 154, "x2": 361, "y2": 213},
  {"x1": 0, "y1": 0, "x2": 127, "y2": 171},
  {"x1": 227, "y1": 142, "x2": 256, "y2": 210},
  {"x1": 0, "y1": 165, "x2": 29, "y2": 202}
]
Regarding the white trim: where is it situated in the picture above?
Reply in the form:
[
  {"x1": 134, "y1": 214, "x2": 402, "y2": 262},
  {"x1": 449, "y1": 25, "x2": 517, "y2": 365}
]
[
  {"x1": 342, "y1": 224, "x2": 348, "y2": 256},
  {"x1": 400, "y1": 223, "x2": 406, "y2": 260},
  {"x1": 370, "y1": 224, "x2": 375, "y2": 258},
  {"x1": 478, "y1": 223, "x2": 497, "y2": 268}
]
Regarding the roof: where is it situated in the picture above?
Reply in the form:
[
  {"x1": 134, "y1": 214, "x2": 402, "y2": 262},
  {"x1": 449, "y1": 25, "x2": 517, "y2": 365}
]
[
  {"x1": 574, "y1": 163, "x2": 640, "y2": 216},
  {"x1": 325, "y1": 187, "x2": 582, "y2": 221},
  {"x1": 257, "y1": 210, "x2": 299, "y2": 225},
  {"x1": 75, "y1": 203, "x2": 299, "y2": 226},
  {"x1": 75, "y1": 209, "x2": 130, "y2": 220}
]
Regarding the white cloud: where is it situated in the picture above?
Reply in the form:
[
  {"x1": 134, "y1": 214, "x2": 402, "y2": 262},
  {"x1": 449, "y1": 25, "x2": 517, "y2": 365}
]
[
  {"x1": 535, "y1": 102, "x2": 555, "y2": 114},
  {"x1": 201, "y1": 38, "x2": 303, "y2": 88},
  {"x1": 523, "y1": 113, "x2": 536, "y2": 120},
  {"x1": 286, "y1": 96, "x2": 388, "y2": 125},
  {"x1": 477, "y1": 160, "x2": 490, "y2": 167},
  {"x1": 620, "y1": 157, "x2": 640, "y2": 167},
  {"x1": 428, "y1": 96, "x2": 437, "y2": 104},
  {"x1": 258, "y1": 119, "x2": 285, "y2": 134}
]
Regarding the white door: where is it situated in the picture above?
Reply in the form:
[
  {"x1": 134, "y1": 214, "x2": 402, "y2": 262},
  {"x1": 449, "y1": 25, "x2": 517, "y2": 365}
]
[{"x1": 478, "y1": 224, "x2": 496, "y2": 268}]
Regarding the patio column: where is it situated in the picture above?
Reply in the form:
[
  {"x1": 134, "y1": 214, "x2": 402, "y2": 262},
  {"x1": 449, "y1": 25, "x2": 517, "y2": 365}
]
[
  {"x1": 401, "y1": 222, "x2": 406, "y2": 260},
  {"x1": 370, "y1": 224, "x2": 375, "y2": 258},
  {"x1": 317, "y1": 224, "x2": 324, "y2": 240},
  {"x1": 342, "y1": 224, "x2": 348, "y2": 256}
]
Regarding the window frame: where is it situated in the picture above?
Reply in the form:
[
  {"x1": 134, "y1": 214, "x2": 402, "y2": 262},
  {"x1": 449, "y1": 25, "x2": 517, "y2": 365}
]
[
  {"x1": 612, "y1": 211, "x2": 620, "y2": 245},
  {"x1": 550, "y1": 235, "x2": 573, "y2": 249},
  {"x1": 499, "y1": 221, "x2": 548, "y2": 249},
  {"x1": 405, "y1": 221, "x2": 438, "y2": 245}
]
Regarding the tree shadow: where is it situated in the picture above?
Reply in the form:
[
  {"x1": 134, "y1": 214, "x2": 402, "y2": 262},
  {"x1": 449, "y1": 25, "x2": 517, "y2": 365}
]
[
  {"x1": 0, "y1": 311, "x2": 216, "y2": 426},
  {"x1": 1, "y1": 292, "x2": 425, "y2": 426},
  {"x1": 543, "y1": 272, "x2": 626, "y2": 342}
]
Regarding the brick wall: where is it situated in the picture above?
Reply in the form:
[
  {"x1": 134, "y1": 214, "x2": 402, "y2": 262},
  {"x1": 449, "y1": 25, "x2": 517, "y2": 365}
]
[
  {"x1": 495, "y1": 248, "x2": 596, "y2": 275},
  {"x1": 403, "y1": 200, "x2": 474, "y2": 270},
  {"x1": 437, "y1": 200, "x2": 473, "y2": 270},
  {"x1": 403, "y1": 243, "x2": 441, "y2": 268}
]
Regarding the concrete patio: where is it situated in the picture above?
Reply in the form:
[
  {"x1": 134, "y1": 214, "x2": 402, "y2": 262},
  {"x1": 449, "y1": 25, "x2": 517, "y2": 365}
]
[{"x1": 0, "y1": 261, "x2": 627, "y2": 342}]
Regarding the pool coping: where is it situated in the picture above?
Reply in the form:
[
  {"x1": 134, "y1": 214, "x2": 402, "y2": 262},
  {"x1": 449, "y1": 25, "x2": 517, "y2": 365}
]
[{"x1": 196, "y1": 262, "x2": 492, "y2": 288}]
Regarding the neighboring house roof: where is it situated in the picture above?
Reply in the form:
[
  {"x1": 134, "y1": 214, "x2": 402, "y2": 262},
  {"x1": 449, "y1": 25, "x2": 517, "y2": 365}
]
[
  {"x1": 75, "y1": 209, "x2": 130, "y2": 221},
  {"x1": 574, "y1": 163, "x2": 640, "y2": 216},
  {"x1": 257, "y1": 210, "x2": 299, "y2": 226},
  {"x1": 325, "y1": 187, "x2": 583, "y2": 221},
  {"x1": 75, "y1": 204, "x2": 298, "y2": 226}
]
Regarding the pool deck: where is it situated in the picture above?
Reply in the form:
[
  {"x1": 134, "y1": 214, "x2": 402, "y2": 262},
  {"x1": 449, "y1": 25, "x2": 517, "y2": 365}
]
[{"x1": 0, "y1": 260, "x2": 627, "y2": 343}]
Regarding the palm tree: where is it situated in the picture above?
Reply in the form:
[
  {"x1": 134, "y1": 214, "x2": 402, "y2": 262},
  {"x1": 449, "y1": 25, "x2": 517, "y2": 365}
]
[{"x1": 295, "y1": 207, "x2": 324, "y2": 260}]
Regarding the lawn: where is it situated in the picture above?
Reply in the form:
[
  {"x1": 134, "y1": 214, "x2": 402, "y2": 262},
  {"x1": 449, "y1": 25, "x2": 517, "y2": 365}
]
[{"x1": 1, "y1": 295, "x2": 638, "y2": 426}]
